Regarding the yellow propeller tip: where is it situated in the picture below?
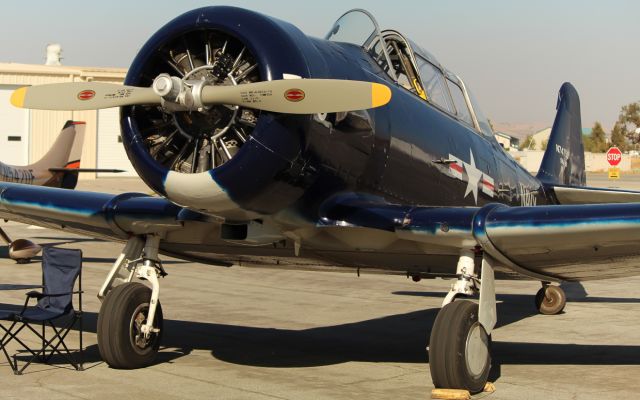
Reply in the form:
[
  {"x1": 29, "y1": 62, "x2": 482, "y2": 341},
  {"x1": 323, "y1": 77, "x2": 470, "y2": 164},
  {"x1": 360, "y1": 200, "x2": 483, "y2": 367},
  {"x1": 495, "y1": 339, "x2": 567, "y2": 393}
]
[
  {"x1": 371, "y1": 83, "x2": 392, "y2": 108},
  {"x1": 10, "y1": 87, "x2": 27, "y2": 108}
]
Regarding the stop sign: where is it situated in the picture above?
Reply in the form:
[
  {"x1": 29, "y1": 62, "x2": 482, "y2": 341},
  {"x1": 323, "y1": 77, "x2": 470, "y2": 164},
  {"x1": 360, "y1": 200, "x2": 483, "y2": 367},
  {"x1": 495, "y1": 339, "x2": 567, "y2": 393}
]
[{"x1": 606, "y1": 147, "x2": 622, "y2": 166}]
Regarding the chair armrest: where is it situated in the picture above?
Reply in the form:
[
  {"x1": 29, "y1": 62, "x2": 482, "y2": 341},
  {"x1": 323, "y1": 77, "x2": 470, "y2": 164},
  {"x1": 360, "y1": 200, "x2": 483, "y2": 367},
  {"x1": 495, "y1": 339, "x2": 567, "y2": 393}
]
[
  {"x1": 26, "y1": 290, "x2": 77, "y2": 299},
  {"x1": 0, "y1": 284, "x2": 44, "y2": 291},
  {"x1": 25, "y1": 290, "x2": 45, "y2": 299}
]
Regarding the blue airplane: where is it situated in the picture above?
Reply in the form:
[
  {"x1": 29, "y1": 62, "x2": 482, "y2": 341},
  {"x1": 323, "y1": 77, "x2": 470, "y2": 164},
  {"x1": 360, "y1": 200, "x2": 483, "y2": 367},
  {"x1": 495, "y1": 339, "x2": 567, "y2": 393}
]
[{"x1": 4, "y1": 6, "x2": 639, "y2": 393}]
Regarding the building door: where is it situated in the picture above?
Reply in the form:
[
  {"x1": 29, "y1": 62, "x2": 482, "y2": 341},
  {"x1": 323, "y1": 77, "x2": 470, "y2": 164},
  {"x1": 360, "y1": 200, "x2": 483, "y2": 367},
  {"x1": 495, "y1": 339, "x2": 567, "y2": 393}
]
[
  {"x1": 97, "y1": 107, "x2": 137, "y2": 177},
  {"x1": 0, "y1": 85, "x2": 29, "y2": 165}
]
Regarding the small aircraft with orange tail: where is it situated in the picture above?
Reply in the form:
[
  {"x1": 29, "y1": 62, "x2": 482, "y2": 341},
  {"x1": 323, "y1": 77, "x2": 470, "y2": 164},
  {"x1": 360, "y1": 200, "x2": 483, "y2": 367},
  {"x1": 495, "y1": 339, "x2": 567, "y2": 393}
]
[{"x1": 0, "y1": 121, "x2": 123, "y2": 262}]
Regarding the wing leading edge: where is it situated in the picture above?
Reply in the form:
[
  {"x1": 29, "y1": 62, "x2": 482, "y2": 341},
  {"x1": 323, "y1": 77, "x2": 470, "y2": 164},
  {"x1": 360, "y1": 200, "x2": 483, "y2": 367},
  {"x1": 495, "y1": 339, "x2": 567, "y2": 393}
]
[
  {"x1": 2, "y1": 184, "x2": 640, "y2": 282},
  {"x1": 320, "y1": 193, "x2": 640, "y2": 281},
  {"x1": 0, "y1": 183, "x2": 189, "y2": 240}
]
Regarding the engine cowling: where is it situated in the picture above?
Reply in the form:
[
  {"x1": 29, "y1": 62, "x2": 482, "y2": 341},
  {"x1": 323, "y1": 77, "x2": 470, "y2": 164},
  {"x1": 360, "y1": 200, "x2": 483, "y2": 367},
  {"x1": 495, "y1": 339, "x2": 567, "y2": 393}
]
[{"x1": 121, "y1": 6, "x2": 316, "y2": 219}]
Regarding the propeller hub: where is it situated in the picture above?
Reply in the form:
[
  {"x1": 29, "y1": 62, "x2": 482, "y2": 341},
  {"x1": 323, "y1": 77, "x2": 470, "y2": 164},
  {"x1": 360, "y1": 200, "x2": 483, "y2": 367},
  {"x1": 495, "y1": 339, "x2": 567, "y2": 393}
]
[
  {"x1": 152, "y1": 74, "x2": 185, "y2": 105},
  {"x1": 152, "y1": 74, "x2": 173, "y2": 97}
]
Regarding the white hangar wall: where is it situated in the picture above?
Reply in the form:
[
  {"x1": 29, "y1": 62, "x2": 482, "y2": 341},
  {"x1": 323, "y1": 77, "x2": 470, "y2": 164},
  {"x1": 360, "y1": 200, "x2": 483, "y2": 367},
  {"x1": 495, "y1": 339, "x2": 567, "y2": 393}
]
[{"x1": 0, "y1": 63, "x2": 136, "y2": 179}]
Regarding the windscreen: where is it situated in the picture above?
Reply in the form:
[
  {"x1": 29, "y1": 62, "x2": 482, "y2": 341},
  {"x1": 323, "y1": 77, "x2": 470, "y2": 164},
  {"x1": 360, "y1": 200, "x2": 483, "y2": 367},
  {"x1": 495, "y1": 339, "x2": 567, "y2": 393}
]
[
  {"x1": 326, "y1": 9, "x2": 395, "y2": 79},
  {"x1": 326, "y1": 10, "x2": 377, "y2": 48}
]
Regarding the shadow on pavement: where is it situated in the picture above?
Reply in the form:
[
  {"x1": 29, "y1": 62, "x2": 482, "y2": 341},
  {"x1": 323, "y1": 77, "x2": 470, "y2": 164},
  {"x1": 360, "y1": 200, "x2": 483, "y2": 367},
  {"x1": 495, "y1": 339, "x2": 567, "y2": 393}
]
[{"x1": 1, "y1": 291, "x2": 638, "y2": 376}]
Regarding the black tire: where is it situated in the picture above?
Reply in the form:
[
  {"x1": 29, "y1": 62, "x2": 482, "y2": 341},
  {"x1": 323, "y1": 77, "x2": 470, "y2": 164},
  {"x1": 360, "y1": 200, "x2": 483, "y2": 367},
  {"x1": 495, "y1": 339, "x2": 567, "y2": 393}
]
[
  {"x1": 97, "y1": 282, "x2": 163, "y2": 369},
  {"x1": 535, "y1": 285, "x2": 566, "y2": 315},
  {"x1": 428, "y1": 299, "x2": 457, "y2": 388},
  {"x1": 429, "y1": 300, "x2": 491, "y2": 394}
]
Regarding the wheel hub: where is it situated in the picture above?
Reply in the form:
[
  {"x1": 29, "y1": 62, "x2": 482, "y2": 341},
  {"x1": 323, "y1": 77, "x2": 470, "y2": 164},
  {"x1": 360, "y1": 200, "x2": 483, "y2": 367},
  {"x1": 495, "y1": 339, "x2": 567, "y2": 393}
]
[
  {"x1": 543, "y1": 290, "x2": 557, "y2": 305},
  {"x1": 130, "y1": 303, "x2": 154, "y2": 351},
  {"x1": 465, "y1": 322, "x2": 490, "y2": 378}
]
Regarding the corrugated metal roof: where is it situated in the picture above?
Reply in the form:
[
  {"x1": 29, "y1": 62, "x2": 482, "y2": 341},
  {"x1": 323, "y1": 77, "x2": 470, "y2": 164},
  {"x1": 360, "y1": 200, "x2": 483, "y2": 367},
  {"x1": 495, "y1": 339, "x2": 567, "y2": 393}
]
[{"x1": 0, "y1": 63, "x2": 126, "y2": 78}]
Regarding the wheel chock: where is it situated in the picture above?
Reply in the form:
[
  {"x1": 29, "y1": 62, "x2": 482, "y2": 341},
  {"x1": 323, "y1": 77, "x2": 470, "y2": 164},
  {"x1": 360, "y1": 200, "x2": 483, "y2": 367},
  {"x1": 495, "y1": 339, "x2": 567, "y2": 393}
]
[
  {"x1": 431, "y1": 388, "x2": 470, "y2": 400},
  {"x1": 431, "y1": 382, "x2": 495, "y2": 399},
  {"x1": 483, "y1": 382, "x2": 496, "y2": 393}
]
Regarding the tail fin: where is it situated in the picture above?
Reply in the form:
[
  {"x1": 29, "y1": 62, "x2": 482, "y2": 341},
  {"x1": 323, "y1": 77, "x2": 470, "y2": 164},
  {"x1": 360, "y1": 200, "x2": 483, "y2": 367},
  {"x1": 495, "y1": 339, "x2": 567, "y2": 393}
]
[
  {"x1": 536, "y1": 82, "x2": 586, "y2": 186},
  {"x1": 29, "y1": 121, "x2": 85, "y2": 171},
  {"x1": 29, "y1": 121, "x2": 86, "y2": 189}
]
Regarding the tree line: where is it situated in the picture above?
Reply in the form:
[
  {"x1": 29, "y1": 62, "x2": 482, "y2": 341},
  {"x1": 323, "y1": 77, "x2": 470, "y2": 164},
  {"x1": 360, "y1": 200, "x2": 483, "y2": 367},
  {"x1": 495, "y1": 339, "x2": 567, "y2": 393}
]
[{"x1": 519, "y1": 101, "x2": 640, "y2": 152}]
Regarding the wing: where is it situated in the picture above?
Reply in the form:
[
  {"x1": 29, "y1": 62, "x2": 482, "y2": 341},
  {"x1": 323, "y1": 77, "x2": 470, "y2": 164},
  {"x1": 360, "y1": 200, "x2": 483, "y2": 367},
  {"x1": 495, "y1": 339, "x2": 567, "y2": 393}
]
[
  {"x1": 0, "y1": 183, "x2": 241, "y2": 265},
  {"x1": 3, "y1": 183, "x2": 640, "y2": 282},
  {"x1": 320, "y1": 193, "x2": 640, "y2": 281},
  {"x1": 0, "y1": 183, "x2": 350, "y2": 269},
  {"x1": 0, "y1": 182, "x2": 184, "y2": 240}
]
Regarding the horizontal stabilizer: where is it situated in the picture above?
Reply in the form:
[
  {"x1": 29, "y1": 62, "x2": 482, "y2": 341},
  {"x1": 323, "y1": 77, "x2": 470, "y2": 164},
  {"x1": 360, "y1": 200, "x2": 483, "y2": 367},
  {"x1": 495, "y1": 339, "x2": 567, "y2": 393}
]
[{"x1": 549, "y1": 184, "x2": 640, "y2": 204}]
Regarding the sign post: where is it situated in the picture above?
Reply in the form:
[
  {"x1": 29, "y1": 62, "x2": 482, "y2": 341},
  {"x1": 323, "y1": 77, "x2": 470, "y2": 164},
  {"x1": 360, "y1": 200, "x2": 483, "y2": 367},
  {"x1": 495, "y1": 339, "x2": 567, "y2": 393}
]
[{"x1": 607, "y1": 147, "x2": 622, "y2": 179}]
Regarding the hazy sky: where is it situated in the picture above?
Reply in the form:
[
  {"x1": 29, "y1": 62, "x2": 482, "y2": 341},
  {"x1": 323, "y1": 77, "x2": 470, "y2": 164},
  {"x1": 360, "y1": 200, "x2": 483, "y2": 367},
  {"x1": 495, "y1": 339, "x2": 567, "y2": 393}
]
[{"x1": 2, "y1": 0, "x2": 639, "y2": 130}]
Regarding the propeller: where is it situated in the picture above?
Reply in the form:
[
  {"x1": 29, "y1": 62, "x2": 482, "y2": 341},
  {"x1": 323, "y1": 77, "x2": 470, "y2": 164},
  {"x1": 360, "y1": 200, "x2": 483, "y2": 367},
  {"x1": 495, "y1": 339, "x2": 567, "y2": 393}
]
[{"x1": 10, "y1": 77, "x2": 391, "y2": 114}]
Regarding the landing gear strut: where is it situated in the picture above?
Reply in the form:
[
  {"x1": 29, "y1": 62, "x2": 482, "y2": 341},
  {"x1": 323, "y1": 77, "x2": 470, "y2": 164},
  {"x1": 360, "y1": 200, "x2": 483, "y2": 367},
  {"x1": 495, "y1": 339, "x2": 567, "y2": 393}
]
[
  {"x1": 96, "y1": 235, "x2": 166, "y2": 368},
  {"x1": 429, "y1": 250, "x2": 496, "y2": 394},
  {"x1": 535, "y1": 283, "x2": 566, "y2": 315}
]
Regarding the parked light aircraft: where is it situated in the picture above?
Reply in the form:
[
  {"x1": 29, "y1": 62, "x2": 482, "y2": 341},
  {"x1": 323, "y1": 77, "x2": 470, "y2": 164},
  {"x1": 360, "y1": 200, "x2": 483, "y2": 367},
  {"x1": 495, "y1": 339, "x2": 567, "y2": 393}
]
[
  {"x1": 4, "y1": 6, "x2": 640, "y2": 393},
  {"x1": 0, "y1": 121, "x2": 124, "y2": 262},
  {"x1": 1, "y1": 121, "x2": 88, "y2": 261}
]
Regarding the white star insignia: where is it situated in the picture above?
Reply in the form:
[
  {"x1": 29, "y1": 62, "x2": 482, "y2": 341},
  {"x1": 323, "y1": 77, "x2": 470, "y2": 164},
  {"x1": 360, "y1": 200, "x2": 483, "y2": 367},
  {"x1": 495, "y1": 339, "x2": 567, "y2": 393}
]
[
  {"x1": 446, "y1": 150, "x2": 495, "y2": 205},
  {"x1": 463, "y1": 150, "x2": 483, "y2": 204}
]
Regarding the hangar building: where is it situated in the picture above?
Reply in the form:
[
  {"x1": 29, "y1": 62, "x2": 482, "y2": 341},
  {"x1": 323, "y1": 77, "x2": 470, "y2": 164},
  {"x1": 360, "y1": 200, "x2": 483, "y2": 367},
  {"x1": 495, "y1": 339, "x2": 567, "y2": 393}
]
[{"x1": 0, "y1": 62, "x2": 136, "y2": 179}]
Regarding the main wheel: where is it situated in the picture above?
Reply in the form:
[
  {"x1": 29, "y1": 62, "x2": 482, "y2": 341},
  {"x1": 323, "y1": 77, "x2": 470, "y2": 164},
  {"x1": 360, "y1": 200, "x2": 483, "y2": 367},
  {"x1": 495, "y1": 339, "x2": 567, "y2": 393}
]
[
  {"x1": 97, "y1": 282, "x2": 163, "y2": 369},
  {"x1": 429, "y1": 300, "x2": 491, "y2": 394},
  {"x1": 535, "y1": 285, "x2": 566, "y2": 315}
]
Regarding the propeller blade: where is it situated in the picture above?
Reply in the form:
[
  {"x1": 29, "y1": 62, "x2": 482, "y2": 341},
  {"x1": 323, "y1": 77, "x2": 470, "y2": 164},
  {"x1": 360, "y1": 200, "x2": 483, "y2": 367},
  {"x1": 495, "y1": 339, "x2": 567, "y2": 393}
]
[
  {"x1": 201, "y1": 79, "x2": 391, "y2": 114},
  {"x1": 10, "y1": 79, "x2": 391, "y2": 114},
  {"x1": 10, "y1": 82, "x2": 159, "y2": 110}
]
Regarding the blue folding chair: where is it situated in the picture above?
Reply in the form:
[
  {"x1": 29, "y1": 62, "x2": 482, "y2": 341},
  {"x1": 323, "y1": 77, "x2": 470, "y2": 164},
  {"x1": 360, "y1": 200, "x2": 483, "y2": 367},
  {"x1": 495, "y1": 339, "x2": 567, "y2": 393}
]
[{"x1": 0, "y1": 247, "x2": 83, "y2": 374}]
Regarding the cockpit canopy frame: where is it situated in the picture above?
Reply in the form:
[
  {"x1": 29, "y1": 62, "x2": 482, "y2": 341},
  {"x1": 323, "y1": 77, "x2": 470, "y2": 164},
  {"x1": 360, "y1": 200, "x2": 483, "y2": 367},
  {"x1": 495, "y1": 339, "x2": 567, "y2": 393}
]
[
  {"x1": 325, "y1": 9, "x2": 397, "y2": 81},
  {"x1": 327, "y1": 9, "x2": 495, "y2": 139}
]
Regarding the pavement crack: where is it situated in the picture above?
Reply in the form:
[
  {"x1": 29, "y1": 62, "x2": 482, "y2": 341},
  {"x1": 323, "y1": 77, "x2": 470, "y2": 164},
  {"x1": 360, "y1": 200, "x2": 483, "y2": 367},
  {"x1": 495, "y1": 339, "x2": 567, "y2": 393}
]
[{"x1": 153, "y1": 368, "x2": 291, "y2": 400}]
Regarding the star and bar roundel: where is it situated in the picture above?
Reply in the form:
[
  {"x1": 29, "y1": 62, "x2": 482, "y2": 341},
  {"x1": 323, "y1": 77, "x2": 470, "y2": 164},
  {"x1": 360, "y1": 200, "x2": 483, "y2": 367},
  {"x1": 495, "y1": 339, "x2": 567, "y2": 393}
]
[{"x1": 447, "y1": 150, "x2": 495, "y2": 204}]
